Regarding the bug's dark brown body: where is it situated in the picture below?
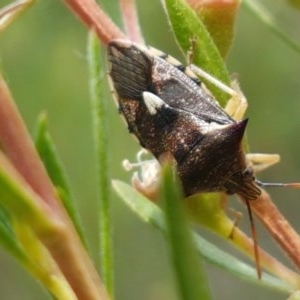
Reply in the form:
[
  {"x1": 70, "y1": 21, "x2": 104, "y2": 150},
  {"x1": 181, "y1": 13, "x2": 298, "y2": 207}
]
[{"x1": 107, "y1": 39, "x2": 261, "y2": 200}]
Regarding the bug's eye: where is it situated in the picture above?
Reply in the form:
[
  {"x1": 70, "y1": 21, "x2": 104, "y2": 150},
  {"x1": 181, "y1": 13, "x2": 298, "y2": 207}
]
[{"x1": 242, "y1": 167, "x2": 254, "y2": 179}]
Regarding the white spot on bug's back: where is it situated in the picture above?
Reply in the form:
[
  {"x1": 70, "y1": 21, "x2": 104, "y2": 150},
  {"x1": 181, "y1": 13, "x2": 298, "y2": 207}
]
[{"x1": 143, "y1": 92, "x2": 166, "y2": 115}]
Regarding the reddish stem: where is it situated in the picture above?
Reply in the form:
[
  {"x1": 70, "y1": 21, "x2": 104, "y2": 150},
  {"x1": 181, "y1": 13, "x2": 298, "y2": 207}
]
[
  {"x1": 42, "y1": 224, "x2": 109, "y2": 300},
  {"x1": 119, "y1": 0, "x2": 144, "y2": 44},
  {"x1": 63, "y1": 0, "x2": 126, "y2": 44},
  {"x1": 242, "y1": 190, "x2": 300, "y2": 271},
  {"x1": 231, "y1": 224, "x2": 300, "y2": 287},
  {"x1": 0, "y1": 74, "x2": 58, "y2": 210},
  {"x1": 0, "y1": 0, "x2": 130, "y2": 298},
  {"x1": 0, "y1": 74, "x2": 108, "y2": 300}
]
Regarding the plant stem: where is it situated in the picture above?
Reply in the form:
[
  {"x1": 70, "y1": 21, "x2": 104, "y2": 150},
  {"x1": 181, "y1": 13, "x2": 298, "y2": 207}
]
[
  {"x1": 0, "y1": 73, "x2": 57, "y2": 209},
  {"x1": 242, "y1": 190, "x2": 300, "y2": 273},
  {"x1": 230, "y1": 220, "x2": 300, "y2": 288},
  {"x1": 63, "y1": 0, "x2": 126, "y2": 44},
  {"x1": 88, "y1": 31, "x2": 114, "y2": 296},
  {"x1": 119, "y1": 0, "x2": 144, "y2": 44},
  {"x1": 161, "y1": 164, "x2": 211, "y2": 300},
  {"x1": 0, "y1": 74, "x2": 109, "y2": 300}
]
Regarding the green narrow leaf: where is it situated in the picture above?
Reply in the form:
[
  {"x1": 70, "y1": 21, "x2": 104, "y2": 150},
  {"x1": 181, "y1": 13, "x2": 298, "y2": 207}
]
[
  {"x1": 243, "y1": 0, "x2": 300, "y2": 55},
  {"x1": 161, "y1": 164, "x2": 211, "y2": 300},
  {"x1": 12, "y1": 221, "x2": 77, "y2": 300},
  {"x1": 0, "y1": 150, "x2": 83, "y2": 299},
  {"x1": 112, "y1": 180, "x2": 294, "y2": 295},
  {"x1": 0, "y1": 206, "x2": 26, "y2": 260},
  {"x1": 163, "y1": 0, "x2": 230, "y2": 106},
  {"x1": 189, "y1": 2, "x2": 240, "y2": 59},
  {"x1": 0, "y1": 208, "x2": 77, "y2": 299},
  {"x1": 0, "y1": 0, "x2": 35, "y2": 33},
  {"x1": 87, "y1": 31, "x2": 114, "y2": 295},
  {"x1": 34, "y1": 113, "x2": 87, "y2": 247},
  {"x1": 0, "y1": 157, "x2": 53, "y2": 231}
]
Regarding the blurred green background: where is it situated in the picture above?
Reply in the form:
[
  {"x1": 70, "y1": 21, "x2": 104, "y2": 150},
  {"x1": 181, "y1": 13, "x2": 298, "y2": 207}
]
[{"x1": 0, "y1": 0, "x2": 300, "y2": 299}]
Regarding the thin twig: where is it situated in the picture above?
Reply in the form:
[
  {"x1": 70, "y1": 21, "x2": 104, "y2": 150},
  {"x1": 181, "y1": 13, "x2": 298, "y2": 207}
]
[
  {"x1": 0, "y1": 74, "x2": 109, "y2": 300},
  {"x1": 119, "y1": 0, "x2": 144, "y2": 44},
  {"x1": 88, "y1": 32, "x2": 114, "y2": 296},
  {"x1": 241, "y1": 190, "x2": 300, "y2": 272},
  {"x1": 0, "y1": 73, "x2": 58, "y2": 209},
  {"x1": 230, "y1": 222, "x2": 300, "y2": 287},
  {"x1": 63, "y1": 0, "x2": 126, "y2": 44},
  {"x1": 0, "y1": 0, "x2": 34, "y2": 31}
]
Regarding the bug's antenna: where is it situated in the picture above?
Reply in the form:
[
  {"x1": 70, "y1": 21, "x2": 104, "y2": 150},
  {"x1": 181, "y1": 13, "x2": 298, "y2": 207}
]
[
  {"x1": 245, "y1": 199, "x2": 262, "y2": 279},
  {"x1": 256, "y1": 180, "x2": 300, "y2": 189}
]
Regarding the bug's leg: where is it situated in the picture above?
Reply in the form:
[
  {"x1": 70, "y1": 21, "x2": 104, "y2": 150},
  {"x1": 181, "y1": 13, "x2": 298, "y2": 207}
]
[
  {"x1": 188, "y1": 64, "x2": 248, "y2": 120},
  {"x1": 246, "y1": 153, "x2": 280, "y2": 173},
  {"x1": 186, "y1": 36, "x2": 247, "y2": 120},
  {"x1": 189, "y1": 64, "x2": 235, "y2": 96},
  {"x1": 189, "y1": 64, "x2": 279, "y2": 171},
  {"x1": 228, "y1": 208, "x2": 243, "y2": 239},
  {"x1": 220, "y1": 193, "x2": 243, "y2": 238},
  {"x1": 0, "y1": 0, "x2": 34, "y2": 31},
  {"x1": 224, "y1": 79, "x2": 248, "y2": 121}
]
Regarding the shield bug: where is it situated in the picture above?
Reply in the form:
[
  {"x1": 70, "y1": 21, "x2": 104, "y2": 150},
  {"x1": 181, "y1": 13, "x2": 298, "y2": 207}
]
[
  {"x1": 107, "y1": 39, "x2": 299, "y2": 278},
  {"x1": 107, "y1": 39, "x2": 280, "y2": 200}
]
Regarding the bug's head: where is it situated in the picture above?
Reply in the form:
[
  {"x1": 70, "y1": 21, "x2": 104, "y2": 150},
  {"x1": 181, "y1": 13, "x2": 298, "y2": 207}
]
[
  {"x1": 220, "y1": 121, "x2": 300, "y2": 199},
  {"x1": 210, "y1": 119, "x2": 261, "y2": 200},
  {"x1": 223, "y1": 165, "x2": 261, "y2": 200}
]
